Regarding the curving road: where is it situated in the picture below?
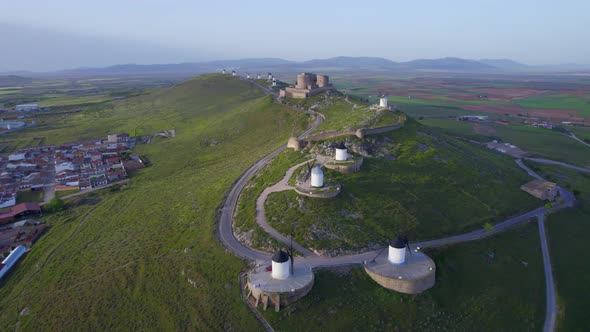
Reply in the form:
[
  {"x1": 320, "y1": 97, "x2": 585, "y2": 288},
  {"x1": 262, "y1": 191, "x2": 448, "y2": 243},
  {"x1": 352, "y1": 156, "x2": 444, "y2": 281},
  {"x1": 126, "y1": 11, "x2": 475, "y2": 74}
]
[
  {"x1": 538, "y1": 213, "x2": 557, "y2": 332},
  {"x1": 525, "y1": 157, "x2": 590, "y2": 173},
  {"x1": 217, "y1": 79, "x2": 322, "y2": 261}
]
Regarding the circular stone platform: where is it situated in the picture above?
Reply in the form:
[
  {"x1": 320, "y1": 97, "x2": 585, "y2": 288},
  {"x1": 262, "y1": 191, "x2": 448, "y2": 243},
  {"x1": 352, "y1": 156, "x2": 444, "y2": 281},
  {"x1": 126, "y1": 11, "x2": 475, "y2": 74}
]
[
  {"x1": 364, "y1": 251, "x2": 435, "y2": 294},
  {"x1": 246, "y1": 262, "x2": 314, "y2": 311}
]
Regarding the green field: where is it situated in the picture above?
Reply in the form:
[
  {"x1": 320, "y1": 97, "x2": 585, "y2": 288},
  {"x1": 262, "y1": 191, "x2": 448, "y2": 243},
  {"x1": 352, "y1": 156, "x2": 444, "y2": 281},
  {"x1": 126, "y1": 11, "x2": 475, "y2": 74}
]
[
  {"x1": 516, "y1": 94, "x2": 590, "y2": 116},
  {"x1": 262, "y1": 121, "x2": 539, "y2": 253},
  {"x1": 0, "y1": 75, "x2": 309, "y2": 330},
  {"x1": 15, "y1": 190, "x2": 44, "y2": 204},
  {"x1": 415, "y1": 117, "x2": 590, "y2": 167},
  {"x1": 525, "y1": 161, "x2": 590, "y2": 331},
  {"x1": 262, "y1": 222, "x2": 544, "y2": 331},
  {"x1": 37, "y1": 94, "x2": 112, "y2": 107},
  {"x1": 568, "y1": 126, "x2": 590, "y2": 142},
  {"x1": 493, "y1": 125, "x2": 590, "y2": 166}
]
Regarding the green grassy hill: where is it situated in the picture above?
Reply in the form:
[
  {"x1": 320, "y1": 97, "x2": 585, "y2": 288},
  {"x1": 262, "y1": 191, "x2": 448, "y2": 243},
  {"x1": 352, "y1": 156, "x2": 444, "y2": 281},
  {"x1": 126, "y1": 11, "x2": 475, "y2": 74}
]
[
  {"x1": 282, "y1": 92, "x2": 404, "y2": 133},
  {"x1": 0, "y1": 75, "x2": 309, "y2": 330},
  {"x1": 264, "y1": 120, "x2": 540, "y2": 253}
]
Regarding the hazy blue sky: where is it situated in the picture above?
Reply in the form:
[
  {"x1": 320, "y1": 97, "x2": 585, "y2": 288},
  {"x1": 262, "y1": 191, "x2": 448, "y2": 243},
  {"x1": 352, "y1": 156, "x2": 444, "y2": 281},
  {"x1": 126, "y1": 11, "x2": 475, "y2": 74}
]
[{"x1": 1, "y1": 0, "x2": 588, "y2": 71}]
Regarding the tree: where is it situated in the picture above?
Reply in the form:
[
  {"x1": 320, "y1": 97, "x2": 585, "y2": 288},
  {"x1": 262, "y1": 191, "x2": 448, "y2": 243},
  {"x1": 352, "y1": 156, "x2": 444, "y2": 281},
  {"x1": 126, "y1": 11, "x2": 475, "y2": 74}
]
[
  {"x1": 44, "y1": 197, "x2": 65, "y2": 213},
  {"x1": 545, "y1": 203, "x2": 553, "y2": 211},
  {"x1": 483, "y1": 222, "x2": 494, "y2": 232}
]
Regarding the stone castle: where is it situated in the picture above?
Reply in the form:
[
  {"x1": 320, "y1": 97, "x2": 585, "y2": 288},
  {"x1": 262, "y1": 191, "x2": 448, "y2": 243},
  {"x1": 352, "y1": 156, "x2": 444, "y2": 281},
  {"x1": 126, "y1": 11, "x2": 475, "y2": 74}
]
[{"x1": 279, "y1": 73, "x2": 333, "y2": 99}]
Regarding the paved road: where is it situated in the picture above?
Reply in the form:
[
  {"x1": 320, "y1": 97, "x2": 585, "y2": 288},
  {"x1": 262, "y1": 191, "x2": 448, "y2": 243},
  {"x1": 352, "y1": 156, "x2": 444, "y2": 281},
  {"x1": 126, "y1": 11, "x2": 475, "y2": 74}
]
[
  {"x1": 565, "y1": 132, "x2": 590, "y2": 148},
  {"x1": 516, "y1": 159, "x2": 544, "y2": 180},
  {"x1": 525, "y1": 157, "x2": 590, "y2": 173},
  {"x1": 216, "y1": 81, "x2": 322, "y2": 261},
  {"x1": 538, "y1": 213, "x2": 557, "y2": 332}
]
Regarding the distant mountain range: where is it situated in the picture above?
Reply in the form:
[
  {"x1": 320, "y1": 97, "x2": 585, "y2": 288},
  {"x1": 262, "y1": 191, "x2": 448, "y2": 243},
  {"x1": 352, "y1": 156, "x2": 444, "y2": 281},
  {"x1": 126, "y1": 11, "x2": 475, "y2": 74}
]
[
  {"x1": 5, "y1": 57, "x2": 590, "y2": 77},
  {"x1": 0, "y1": 75, "x2": 33, "y2": 87}
]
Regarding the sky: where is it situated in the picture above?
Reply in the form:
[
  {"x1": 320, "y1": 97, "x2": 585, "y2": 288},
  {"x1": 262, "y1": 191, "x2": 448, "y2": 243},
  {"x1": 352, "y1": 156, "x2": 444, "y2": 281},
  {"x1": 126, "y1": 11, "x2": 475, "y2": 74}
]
[{"x1": 1, "y1": 0, "x2": 589, "y2": 71}]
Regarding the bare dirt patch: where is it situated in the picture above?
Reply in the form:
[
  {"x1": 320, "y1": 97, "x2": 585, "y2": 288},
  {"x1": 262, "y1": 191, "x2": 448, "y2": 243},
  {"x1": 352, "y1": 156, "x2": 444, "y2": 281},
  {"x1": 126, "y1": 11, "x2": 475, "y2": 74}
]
[
  {"x1": 471, "y1": 88, "x2": 547, "y2": 101},
  {"x1": 462, "y1": 104, "x2": 525, "y2": 116},
  {"x1": 473, "y1": 123, "x2": 497, "y2": 136}
]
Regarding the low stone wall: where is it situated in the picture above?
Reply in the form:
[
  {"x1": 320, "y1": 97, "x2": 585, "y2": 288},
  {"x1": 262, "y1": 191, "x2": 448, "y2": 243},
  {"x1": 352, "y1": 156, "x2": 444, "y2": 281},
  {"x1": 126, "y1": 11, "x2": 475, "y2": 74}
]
[
  {"x1": 246, "y1": 276, "x2": 315, "y2": 310},
  {"x1": 324, "y1": 157, "x2": 363, "y2": 174},
  {"x1": 306, "y1": 129, "x2": 356, "y2": 142},
  {"x1": 364, "y1": 265, "x2": 435, "y2": 294},
  {"x1": 305, "y1": 124, "x2": 403, "y2": 142},
  {"x1": 294, "y1": 183, "x2": 341, "y2": 198},
  {"x1": 355, "y1": 124, "x2": 404, "y2": 139}
]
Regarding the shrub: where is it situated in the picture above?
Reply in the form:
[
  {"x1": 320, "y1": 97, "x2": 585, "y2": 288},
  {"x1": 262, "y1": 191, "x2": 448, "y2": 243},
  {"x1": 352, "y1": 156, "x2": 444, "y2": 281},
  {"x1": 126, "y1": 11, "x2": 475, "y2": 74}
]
[
  {"x1": 483, "y1": 222, "x2": 494, "y2": 232},
  {"x1": 545, "y1": 203, "x2": 553, "y2": 210},
  {"x1": 44, "y1": 197, "x2": 65, "y2": 213}
]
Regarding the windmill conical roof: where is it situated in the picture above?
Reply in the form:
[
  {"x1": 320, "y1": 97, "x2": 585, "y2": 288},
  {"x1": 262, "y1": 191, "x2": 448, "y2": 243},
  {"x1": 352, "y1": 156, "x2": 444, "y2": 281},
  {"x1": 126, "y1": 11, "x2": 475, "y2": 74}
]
[
  {"x1": 390, "y1": 236, "x2": 406, "y2": 249},
  {"x1": 272, "y1": 250, "x2": 289, "y2": 263}
]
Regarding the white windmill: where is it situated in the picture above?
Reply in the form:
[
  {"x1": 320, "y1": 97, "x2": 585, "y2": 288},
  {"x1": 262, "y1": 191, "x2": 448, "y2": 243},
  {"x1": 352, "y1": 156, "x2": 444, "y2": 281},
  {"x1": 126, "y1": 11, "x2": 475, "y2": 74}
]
[{"x1": 379, "y1": 92, "x2": 389, "y2": 108}]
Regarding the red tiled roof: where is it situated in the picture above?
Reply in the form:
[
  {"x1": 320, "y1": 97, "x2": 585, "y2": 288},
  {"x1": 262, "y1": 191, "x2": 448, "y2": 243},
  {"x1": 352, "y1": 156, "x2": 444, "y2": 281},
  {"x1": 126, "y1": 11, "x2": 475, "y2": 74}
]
[{"x1": 12, "y1": 202, "x2": 41, "y2": 215}]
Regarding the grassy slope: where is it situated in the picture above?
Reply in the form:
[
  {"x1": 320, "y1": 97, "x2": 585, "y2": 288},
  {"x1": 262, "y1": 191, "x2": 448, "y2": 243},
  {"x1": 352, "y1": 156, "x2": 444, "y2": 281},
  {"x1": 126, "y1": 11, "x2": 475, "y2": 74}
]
[
  {"x1": 282, "y1": 93, "x2": 403, "y2": 133},
  {"x1": 414, "y1": 117, "x2": 590, "y2": 167},
  {"x1": 265, "y1": 120, "x2": 539, "y2": 252},
  {"x1": 0, "y1": 75, "x2": 308, "y2": 330},
  {"x1": 263, "y1": 222, "x2": 544, "y2": 331},
  {"x1": 526, "y1": 161, "x2": 590, "y2": 331}
]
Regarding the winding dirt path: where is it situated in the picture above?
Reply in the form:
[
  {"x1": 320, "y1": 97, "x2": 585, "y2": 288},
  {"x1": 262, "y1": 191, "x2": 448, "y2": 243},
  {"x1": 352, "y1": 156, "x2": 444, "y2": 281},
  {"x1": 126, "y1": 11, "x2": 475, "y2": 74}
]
[{"x1": 255, "y1": 160, "x2": 316, "y2": 257}]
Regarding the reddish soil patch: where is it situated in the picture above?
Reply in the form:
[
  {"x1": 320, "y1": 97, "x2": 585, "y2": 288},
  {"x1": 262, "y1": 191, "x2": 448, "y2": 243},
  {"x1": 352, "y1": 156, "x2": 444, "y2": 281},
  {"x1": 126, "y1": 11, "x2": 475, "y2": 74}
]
[
  {"x1": 471, "y1": 88, "x2": 547, "y2": 99},
  {"x1": 473, "y1": 123, "x2": 497, "y2": 136},
  {"x1": 462, "y1": 104, "x2": 525, "y2": 116},
  {"x1": 527, "y1": 108, "x2": 587, "y2": 122}
]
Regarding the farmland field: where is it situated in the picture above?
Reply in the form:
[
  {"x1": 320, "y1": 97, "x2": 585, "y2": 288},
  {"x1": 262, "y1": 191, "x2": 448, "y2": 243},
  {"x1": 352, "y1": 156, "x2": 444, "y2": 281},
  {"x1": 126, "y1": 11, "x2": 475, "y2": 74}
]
[
  {"x1": 415, "y1": 117, "x2": 590, "y2": 167},
  {"x1": 330, "y1": 73, "x2": 590, "y2": 125}
]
